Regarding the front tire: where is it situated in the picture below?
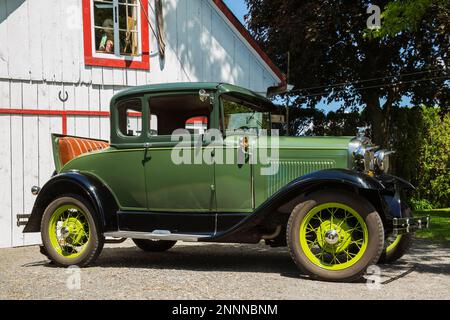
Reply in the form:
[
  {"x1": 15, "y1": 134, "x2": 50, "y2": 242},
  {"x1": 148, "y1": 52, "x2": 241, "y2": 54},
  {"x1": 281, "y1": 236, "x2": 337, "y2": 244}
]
[
  {"x1": 378, "y1": 206, "x2": 413, "y2": 264},
  {"x1": 287, "y1": 190, "x2": 384, "y2": 282},
  {"x1": 132, "y1": 239, "x2": 177, "y2": 252},
  {"x1": 41, "y1": 194, "x2": 104, "y2": 267}
]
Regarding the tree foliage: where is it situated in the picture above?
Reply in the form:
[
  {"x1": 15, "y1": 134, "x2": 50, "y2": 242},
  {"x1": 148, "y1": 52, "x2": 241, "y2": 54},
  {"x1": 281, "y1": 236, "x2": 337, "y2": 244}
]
[
  {"x1": 292, "y1": 105, "x2": 449, "y2": 208},
  {"x1": 415, "y1": 107, "x2": 450, "y2": 208},
  {"x1": 367, "y1": 0, "x2": 449, "y2": 37},
  {"x1": 245, "y1": 0, "x2": 449, "y2": 146}
]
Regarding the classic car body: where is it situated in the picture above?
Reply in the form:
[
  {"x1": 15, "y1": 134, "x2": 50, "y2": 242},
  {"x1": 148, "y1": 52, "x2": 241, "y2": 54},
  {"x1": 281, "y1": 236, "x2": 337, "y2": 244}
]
[{"x1": 22, "y1": 83, "x2": 429, "y2": 282}]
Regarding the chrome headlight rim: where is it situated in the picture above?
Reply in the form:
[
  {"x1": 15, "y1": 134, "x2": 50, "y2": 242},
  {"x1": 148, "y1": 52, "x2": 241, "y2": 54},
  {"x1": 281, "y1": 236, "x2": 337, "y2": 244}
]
[
  {"x1": 349, "y1": 136, "x2": 394, "y2": 174},
  {"x1": 374, "y1": 149, "x2": 395, "y2": 173}
]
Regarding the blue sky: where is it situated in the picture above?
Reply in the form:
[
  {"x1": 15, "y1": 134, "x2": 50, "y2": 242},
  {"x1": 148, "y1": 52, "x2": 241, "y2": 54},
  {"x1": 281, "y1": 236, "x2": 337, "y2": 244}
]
[
  {"x1": 223, "y1": 0, "x2": 248, "y2": 24},
  {"x1": 223, "y1": 0, "x2": 345, "y2": 112}
]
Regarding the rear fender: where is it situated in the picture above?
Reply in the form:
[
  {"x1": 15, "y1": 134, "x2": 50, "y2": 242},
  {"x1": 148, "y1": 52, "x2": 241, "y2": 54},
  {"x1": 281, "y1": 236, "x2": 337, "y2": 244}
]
[{"x1": 23, "y1": 172, "x2": 118, "y2": 233}]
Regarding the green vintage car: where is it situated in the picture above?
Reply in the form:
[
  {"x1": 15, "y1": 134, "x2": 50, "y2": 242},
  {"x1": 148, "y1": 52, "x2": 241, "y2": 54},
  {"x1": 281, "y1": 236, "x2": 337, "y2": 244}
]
[{"x1": 22, "y1": 83, "x2": 429, "y2": 282}]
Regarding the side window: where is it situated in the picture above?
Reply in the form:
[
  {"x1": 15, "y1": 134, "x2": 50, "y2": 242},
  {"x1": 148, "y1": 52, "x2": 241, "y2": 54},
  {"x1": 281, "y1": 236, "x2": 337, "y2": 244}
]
[
  {"x1": 148, "y1": 95, "x2": 211, "y2": 137},
  {"x1": 117, "y1": 99, "x2": 143, "y2": 137},
  {"x1": 222, "y1": 96, "x2": 271, "y2": 135}
]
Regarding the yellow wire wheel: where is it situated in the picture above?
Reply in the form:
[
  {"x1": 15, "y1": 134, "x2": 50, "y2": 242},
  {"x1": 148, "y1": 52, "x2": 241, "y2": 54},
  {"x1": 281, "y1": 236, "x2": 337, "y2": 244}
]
[
  {"x1": 299, "y1": 203, "x2": 369, "y2": 270},
  {"x1": 41, "y1": 195, "x2": 104, "y2": 267},
  {"x1": 287, "y1": 190, "x2": 385, "y2": 282}
]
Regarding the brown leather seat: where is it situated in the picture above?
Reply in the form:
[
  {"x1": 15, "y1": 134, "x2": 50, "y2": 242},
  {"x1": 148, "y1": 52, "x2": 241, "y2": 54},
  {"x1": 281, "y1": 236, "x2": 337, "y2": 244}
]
[{"x1": 59, "y1": 137, "x2": 109, "y2": 166}]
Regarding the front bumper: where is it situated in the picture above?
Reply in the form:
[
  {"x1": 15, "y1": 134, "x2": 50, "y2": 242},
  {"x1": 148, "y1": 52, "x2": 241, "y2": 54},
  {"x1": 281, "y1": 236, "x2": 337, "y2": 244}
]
[{"x1": 393, "y1": 216, "x2": 430, "y2": 235}]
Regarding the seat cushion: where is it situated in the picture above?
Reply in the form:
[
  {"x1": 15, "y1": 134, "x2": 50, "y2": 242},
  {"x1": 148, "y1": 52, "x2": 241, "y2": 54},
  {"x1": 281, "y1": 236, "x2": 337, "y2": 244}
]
[{"x1": 59, "y1": 137, "x2": 109, "y2": 166}]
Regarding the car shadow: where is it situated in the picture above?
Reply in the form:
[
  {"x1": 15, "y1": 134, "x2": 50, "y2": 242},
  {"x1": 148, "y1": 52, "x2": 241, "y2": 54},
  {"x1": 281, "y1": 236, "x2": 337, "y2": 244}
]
[
  {"x1": 31, "y1": 239, "x2": 450, "y2": 280},
  {"x1": 95, "y1": 243, "x2": 305, "y2": 276}
]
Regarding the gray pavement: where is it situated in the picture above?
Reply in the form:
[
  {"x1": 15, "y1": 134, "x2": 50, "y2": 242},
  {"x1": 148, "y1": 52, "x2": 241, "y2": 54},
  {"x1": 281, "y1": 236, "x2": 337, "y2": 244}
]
[{"x1": 0, "y1": 238, "x2": 449, "y2": 300}]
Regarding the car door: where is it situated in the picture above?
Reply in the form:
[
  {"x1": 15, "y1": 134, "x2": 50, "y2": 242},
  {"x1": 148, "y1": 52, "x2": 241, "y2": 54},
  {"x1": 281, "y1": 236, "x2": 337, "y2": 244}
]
[
  {"x1": 214, "y1": 95, "x2": 257, "y2": 214},
  {"x1": 142, "y1": 93, "x2": 216, "y2": 234}
]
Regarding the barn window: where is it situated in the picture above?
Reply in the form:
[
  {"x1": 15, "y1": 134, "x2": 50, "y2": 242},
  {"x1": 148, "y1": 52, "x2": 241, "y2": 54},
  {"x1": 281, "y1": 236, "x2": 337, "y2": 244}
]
[{"x1": 82, "y1": 0, "x2": 150, "y2": 70}]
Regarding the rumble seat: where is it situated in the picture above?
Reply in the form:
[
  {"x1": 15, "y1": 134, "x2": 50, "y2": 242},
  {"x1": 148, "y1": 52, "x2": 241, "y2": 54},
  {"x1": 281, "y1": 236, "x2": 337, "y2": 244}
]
[{"x1": 59, "y1": 137, "x2": 109, "y2": 166}]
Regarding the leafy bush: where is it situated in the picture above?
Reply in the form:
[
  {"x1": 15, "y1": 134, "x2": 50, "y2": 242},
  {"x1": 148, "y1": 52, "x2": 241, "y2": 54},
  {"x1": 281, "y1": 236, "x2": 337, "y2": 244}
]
[
  {"x1": 410, "y1": 198, "x2": 435, "y2": 211},
  {"x1": 290, "y1": 105, "x2": 450, "y2": 208},
  {"x1": 415, "y1": 107, "x2": 450, "y2": 208}
]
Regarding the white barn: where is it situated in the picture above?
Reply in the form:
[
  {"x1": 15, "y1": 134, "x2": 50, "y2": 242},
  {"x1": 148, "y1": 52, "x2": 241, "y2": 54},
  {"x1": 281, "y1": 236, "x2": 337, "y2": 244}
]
[{"x1": 0, "y1": 0, "x2": 284, "y2": 247}]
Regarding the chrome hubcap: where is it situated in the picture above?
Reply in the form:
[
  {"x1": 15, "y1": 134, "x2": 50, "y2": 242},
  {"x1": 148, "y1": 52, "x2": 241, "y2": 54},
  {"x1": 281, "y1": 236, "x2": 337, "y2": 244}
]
[
  {"x1": 324, "y1": 229, "x2": 339, "y2": 245},
  {"x1": 61, "y1": 227, "x2": 70, "y2": 238}
]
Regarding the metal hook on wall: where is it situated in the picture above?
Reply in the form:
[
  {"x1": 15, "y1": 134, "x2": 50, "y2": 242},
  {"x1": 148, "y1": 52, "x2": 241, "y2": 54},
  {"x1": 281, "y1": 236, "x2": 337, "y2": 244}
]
[{"x1": 58, "y1": 90, "x2": 69, "y2": 103}]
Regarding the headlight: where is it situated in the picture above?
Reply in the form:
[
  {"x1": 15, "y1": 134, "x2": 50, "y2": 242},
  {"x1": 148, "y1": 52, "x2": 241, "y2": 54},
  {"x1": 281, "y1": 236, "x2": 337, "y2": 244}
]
[
  {"x1": 374, "y1": 150, "x2": 395, "y2": 173},
  {"x1": 349, "y1": 129, "x2": 394, "y2": 174}
]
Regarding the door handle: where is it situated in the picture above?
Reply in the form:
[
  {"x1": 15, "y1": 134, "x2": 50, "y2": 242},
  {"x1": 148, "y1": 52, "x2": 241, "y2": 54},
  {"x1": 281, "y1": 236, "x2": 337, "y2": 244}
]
[{"x1": 142, "y1": 143, "x2": 152, "y2": 164}]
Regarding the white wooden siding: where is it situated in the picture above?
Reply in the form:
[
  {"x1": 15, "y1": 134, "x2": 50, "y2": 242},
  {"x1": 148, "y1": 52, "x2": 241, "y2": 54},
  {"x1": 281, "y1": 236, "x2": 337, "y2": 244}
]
[{"x1": 0, "y1": 0, "x2": 282, "y2": 247}]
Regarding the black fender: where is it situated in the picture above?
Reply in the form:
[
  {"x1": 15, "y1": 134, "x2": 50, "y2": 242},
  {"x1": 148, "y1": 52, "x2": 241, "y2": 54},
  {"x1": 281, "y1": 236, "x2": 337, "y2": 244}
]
[
  {"x1": 23, "y1": 171, "x2": 119, "y2": 233},
  {"x1": 208, "y1": 169, "x2": 404, "y2": 242}
]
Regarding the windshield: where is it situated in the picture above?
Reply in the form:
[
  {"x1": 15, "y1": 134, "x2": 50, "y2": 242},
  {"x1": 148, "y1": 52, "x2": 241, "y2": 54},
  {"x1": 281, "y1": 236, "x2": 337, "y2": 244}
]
[{"x1": 222, "y1": 97, "x2": 271, "y2": 134}]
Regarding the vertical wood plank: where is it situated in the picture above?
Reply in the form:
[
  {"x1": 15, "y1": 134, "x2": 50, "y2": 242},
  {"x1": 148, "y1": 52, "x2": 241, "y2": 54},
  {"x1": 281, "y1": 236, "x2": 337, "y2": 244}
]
[
  {"x1": 37, "y1": 82, "x2": 53, "y2": 180},
  {"x1": 0, "y1": 0, "x2": 9, "y2": 78},
  {"x1": 91, "y1": 67, "x2": 103, "y2": 85},
  {"x1": 40, "y1": 0, "x2": 63, "y2": 82},
  {"x1": 6, "y1": 0, "x2": 30, "y2": 80},
  {"x1": 10, "y1": 115, "x2": 24, "y2": 246},
  {"x1": 74, "y1": 84, "x2": 90, "y2": 137},
  {"x1": 99, "y1": 86, "x2": 114, "y2": 140},
  {"x1": 113, "y1": 68, "x2": 125, "y2": 87},
  {"x1": 0, "y1": 80, "x2": 10, "y2": 108},
  {"x1": 102, "y1": 67, "x2": 114, "y2": 86},
  {"x1": 0, "y1": 114, "x2": 12, "y2": 247},
  {"x1": 22, "y1": 115, "x2": 40, "y2": 245},
  {"x1": 10, "y1": 81, "x2": 22, "y2": 109},
  {"x1": 27, "y1": 0, "x2": 43, "y2": 81},
  {"x1": 89, "y1": 86, "x2": 101, "y2": 139}
]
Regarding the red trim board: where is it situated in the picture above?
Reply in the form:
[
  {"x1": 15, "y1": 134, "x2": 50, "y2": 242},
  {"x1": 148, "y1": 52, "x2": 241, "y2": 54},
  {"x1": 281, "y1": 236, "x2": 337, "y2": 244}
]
[{"x1": 0, "y1": 108, "x2": 112, "y2": 135}]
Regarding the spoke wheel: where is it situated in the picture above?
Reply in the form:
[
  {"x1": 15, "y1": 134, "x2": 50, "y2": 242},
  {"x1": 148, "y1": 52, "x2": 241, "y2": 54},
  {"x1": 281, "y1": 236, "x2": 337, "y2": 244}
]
[
  {"x1": 48, "y1": 205, "x2": 91, "y2": 258},
  {"x1": 300, "y1": 203, "x2": 369, "y2": 271},
  {"x1": 41, "y1": 195, "x2": 104, "y2": 267},
  {"x1": 287, "y1": 190, "x2": 384, "y2": 282}
]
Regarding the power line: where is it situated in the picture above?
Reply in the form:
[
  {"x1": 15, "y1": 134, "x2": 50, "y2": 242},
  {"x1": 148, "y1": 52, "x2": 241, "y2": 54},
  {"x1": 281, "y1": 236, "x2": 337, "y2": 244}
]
[
  {"x1": 295, "y1": 75, "x2": 449, "y2": 99},
  {"x1": 287, "y1": 68, "x2": 447, "y2": 95}
]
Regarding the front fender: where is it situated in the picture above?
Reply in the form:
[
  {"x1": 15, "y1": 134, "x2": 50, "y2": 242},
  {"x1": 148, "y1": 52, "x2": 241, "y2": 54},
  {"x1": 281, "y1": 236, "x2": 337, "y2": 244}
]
[
  {"x1": 209, "y1": 169, "x2": 393, "y2": 242},
  {"x1": 23, "y1": 171, "x2": 118, "y2": 233}
]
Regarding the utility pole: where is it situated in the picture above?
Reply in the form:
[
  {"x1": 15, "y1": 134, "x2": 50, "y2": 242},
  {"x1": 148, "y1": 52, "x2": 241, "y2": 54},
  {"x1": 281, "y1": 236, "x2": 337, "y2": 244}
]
[{"x1": 285, "y1": 51, "x2": 291, "y2": 136}]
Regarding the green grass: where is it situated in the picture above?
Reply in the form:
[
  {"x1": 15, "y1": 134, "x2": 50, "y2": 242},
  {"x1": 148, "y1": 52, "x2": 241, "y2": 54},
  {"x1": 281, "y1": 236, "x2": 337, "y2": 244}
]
[{"x1": 414, "y1": 208, "x2": 450, "y2": 242}]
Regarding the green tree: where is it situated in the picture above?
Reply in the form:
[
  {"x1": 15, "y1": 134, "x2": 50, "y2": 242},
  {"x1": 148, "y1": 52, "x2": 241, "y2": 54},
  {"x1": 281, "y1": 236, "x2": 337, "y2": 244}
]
[
  {"x1": 245, "y1": 0, "x2": 449, "y2": 146},
  {"x1": 368, "y1": 0, "x2": 449, "y2": 38},
  {"x1": 416, "y1": 107, "x2": 450, "y2": 208}
]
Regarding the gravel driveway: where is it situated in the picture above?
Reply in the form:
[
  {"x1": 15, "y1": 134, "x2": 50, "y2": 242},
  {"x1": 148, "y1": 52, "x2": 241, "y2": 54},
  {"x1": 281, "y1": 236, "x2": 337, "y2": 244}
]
[{"x1": 0, "y1": 238, "x2": 449, "y2": 300}]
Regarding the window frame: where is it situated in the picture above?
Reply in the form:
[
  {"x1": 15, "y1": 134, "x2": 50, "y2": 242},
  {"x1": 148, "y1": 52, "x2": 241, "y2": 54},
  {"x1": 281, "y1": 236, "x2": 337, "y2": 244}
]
[
  {"x1": 82, "y1": 0, "x2": 150, "y2": 70},
  {"x1": 220, "y1": 94, "x2": 273, "y2": 137},
  {"x1": 145, "y1": 92, "x2": 215, "y2": 145}
]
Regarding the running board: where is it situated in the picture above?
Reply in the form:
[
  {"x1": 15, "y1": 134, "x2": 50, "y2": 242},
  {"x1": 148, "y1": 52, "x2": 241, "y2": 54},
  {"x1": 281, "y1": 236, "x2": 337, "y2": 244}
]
[{"x1": 103, "y1": 231, "x2": 211, "y2": 242}]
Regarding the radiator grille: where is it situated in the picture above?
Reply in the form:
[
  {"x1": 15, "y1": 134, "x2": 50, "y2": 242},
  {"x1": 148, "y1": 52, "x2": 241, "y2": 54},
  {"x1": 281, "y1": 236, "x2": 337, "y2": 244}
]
[{"x1": 266, "y1": 160, "x2": 335, "y2": 196}]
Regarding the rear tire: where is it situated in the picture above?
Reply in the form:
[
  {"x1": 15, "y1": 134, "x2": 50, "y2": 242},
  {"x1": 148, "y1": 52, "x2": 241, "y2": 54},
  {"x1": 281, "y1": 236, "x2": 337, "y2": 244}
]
[
  {"x1": 132, "y1": 239, "x2": 177, "y2": 252},
  {"x1": 41, "y1": 194, "x2": 104, "y2": 267},
  {"x1": 287, "y1": 190, "x2": 384, "y2": 282}
]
